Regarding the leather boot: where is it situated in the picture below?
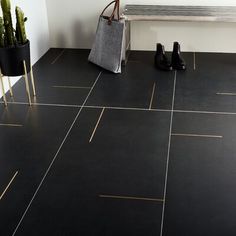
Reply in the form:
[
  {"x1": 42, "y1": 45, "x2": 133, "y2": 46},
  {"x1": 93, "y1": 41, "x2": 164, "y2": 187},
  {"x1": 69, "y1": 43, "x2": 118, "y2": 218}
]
[
  {"x1": 154, "y1": 43, "x2": 172, "y2": 71},
  {"x1": 171, "y1": 42, "x2": 186, "y2": 70}
]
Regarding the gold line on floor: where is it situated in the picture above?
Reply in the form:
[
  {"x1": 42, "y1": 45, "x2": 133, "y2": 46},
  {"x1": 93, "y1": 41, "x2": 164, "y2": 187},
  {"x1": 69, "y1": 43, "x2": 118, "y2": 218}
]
[
  {"x1": 149, "y1": 82, "x2": 156, "y2": 110},
  {"x1": 0, "y1": 171, "x2": 18, "y2": 201},
  {"x1": 0, "y1": 123, "x2": 23, "y2": 127},
  {"x1": 51, "y1": 49, "x2": 65, "y2": 65},
  {"x1": 172, "y1": 133, "x2": 223, "y2": 138},
  {"x1": 99, "y1": 194, "x2": 164, "y2": 202},
  {"x1": 89, "y1": 107, "x2": 105, "y2": 143},
  {"x1": 216, "y1": 92, "x2": 236, "y2": 96}
]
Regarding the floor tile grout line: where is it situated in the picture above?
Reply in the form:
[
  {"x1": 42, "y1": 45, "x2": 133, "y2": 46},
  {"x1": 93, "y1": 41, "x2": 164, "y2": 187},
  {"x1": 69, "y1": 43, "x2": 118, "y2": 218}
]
[
  {"x1": 12, "y1": 71, "x2": 102, "y2": 236},
  {"x1": 172, "y1": 133, "x2": 223, "y2": 139},
  {"x1": 5, "y1": 101, "x2": 81, "y2": 108},
  {"x1": 89, "y1": 107, "x2": 105, "y2": 143},
  {"x1": 160, "y1": 70, "x2": 177, "y2": 236},
  {"x1": 0, "y1": 171, "x2": 18, "y2": 201},
  {"x1": 5, "y1": 101, "x2": 236, "y2": 116},
  {"x1": 173, "y1": 109, "x2": 236, "y2": 116},
  {"x1": 99, "y1": 194, "x2": 164, "y2": 202},
  {"x1": 149, "y1": 82, "x2": 156, "y2": 110},
  {"x1": 85, "y1": 105, "x2": 170, "y2": 113},
  {"x1": 51, "y1": 49, "x2": 65, "y2": 65},
  {"x1": 2, "y1": 101, "x2": 172, "y2": 112}
]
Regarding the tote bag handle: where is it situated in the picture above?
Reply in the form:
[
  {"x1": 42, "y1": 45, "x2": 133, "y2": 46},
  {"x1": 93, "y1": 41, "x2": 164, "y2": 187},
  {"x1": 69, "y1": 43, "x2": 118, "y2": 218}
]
[{"x1": 101, "y1": 0, "x2": 120, "y2": 23}]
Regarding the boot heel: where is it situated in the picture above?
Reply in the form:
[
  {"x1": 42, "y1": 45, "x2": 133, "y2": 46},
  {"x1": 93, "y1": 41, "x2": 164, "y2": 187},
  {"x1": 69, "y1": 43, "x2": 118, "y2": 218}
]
[
  {"x1": 155, "y1": 43, "x2": 172, "y2": 71},
  {"x1": 171, "y1": 42, "x2": 186, "y2": 70}
]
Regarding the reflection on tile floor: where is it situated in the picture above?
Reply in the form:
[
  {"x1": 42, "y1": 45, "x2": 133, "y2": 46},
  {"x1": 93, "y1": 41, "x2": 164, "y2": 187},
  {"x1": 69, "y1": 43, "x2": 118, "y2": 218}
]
[{"x1": 1, "y1": 49, "x2": 236, "y2": 235}]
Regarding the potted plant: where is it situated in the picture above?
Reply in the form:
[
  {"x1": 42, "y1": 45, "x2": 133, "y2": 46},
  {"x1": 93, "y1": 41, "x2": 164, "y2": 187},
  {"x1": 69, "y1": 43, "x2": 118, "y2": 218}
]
[
  {"x1": 0, "y1": 0, "x2": 36, "y2": 106},
  {"x1": 0, "y1": 0, "x2": 30, "y2": 76}
]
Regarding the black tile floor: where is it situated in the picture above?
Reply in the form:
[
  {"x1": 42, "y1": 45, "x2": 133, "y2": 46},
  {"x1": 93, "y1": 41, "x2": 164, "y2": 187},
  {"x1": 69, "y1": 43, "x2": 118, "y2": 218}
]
[{"x1": 1, "y1": 49, "x2": 236, "y2": 235}]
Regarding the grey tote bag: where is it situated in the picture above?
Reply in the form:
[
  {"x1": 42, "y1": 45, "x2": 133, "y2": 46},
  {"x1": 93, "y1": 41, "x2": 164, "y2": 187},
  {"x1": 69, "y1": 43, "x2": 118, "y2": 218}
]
[{"x1": 88, "y1": 0, "x2": 125, "y2": 73}]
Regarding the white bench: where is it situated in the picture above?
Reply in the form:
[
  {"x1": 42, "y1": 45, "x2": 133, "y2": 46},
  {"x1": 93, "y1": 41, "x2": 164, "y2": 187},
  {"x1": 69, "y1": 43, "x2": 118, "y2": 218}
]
[{"x1": 121, "y1": 5, "x2": 236, "y2": 62}]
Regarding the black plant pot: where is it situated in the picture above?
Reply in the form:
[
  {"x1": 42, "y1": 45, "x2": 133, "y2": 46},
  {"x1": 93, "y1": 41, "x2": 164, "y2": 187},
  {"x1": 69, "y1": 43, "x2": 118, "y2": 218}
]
[{"x1": 0, "y1": 40, "x2": 31, "y2": 76}]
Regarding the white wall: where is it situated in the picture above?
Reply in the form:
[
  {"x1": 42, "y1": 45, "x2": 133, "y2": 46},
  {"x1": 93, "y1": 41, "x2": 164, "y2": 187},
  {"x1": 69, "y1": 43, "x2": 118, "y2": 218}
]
[
  {"x1": 0, "y1": 0, "x2": 50, "y2": 97},
  {"x1": 46, "y1": 0, "x2": 236, "y2": 52},
  {"x1": 10, "y1": 0, "x2": 50, "y2": 64}
]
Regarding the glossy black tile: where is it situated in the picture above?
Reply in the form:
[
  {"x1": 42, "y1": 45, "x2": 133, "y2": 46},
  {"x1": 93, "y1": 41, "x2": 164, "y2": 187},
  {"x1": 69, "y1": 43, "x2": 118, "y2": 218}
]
[
  {"x1": 163, "y1": 112, "x2": 236, "y2": 236},
  {"x1": 14, "y1": 108, "x2": 170, "y2": 235},
  {"x1": 0, "y1": 104, "x2": 78, "y2": 235},
  {"x1": 175, "y1": 52, "x2": 236, "y2": 112},
  {"x1": 35, "y1": 48, "x2": 64, "y2": 66},
  {"x1": 3, "y1": 48, "x2": 236, "y2": 236},
  {"x1": 7, "y1": 78, "x2": 90, "y2": 106},
  {"x1": 86, "y1": 74, "x2": 155, "y2": 109},
  {"x1": 33, "y1": 49, "x2": 102, "y2": 86},
  {"x1": 90, "y1": 109, "x2": 171, "y2": 197},
  {"x1": 48, "y1": 49, "x2": 102, "y2": 87},
  {"x1": 98, "y1": 198, "x2": 163, "y2": 236},
  {"x1": 17, "y1": 193, "x2": 163, "y2": 236},
  {"x1": 6, "y1": 49, "x2": 101, "y2": 106},
  {"x1": 196, "y1": 52, "x2": 236, "y2": 72},
  {"x1": 87, "y1": 51, "x2": 174, "y2": 109}
]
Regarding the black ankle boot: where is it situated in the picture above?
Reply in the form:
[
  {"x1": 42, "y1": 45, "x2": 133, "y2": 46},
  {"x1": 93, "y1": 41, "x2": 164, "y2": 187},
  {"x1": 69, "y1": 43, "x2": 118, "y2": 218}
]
[
  {"x1": 171, "y1": 42, "x2": 186, "y2": 70},
  {"x1": 154, "y1": 43, "x2": 172, "y2": 71}
]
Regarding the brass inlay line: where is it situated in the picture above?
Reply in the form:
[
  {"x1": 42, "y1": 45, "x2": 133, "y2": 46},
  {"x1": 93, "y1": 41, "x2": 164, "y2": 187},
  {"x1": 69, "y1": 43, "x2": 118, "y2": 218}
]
[
  {"x1": 149, "y1": 82, "x2": 156, "y2": 110},
  {"x1": 99, "y1": 194, "x2": 164, "y2": 202},
  {"x1": 172, "y1": 133, "x2": 223, "y2": 138},
  {"x1": 51, "y1": 49, "x2": 65, "y2": 65},
  {"x1": 0, "y1": 171, "x2": 18, "y2": 200},
  {"x1": 193, "y1": 52, "x2": 196, "y2": 70},
  {"x1": 52, "y1": 85, "x2": 91, "y2": 89},
  {"x1": 89, "y1": 107, "x2": 105, "y2": 143},
  {"x1": 0, "y1": 123, "x2": 23, "y2": 127},
  {"x1": 216, "y1": 92, "x2": 236, "y2": 96}
]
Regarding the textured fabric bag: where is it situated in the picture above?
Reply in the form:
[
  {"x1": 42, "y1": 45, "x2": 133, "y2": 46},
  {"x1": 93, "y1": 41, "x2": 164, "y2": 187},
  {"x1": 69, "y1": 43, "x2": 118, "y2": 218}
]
[{"x1": 88, "y1": 0, "x2": 125, "y2": 73}]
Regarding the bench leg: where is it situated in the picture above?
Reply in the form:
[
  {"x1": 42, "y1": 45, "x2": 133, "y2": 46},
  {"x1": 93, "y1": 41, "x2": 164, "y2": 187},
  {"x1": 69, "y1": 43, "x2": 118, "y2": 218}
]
[{"x1": 122, "y1": 20, "x2": 131, "y2": 65}]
